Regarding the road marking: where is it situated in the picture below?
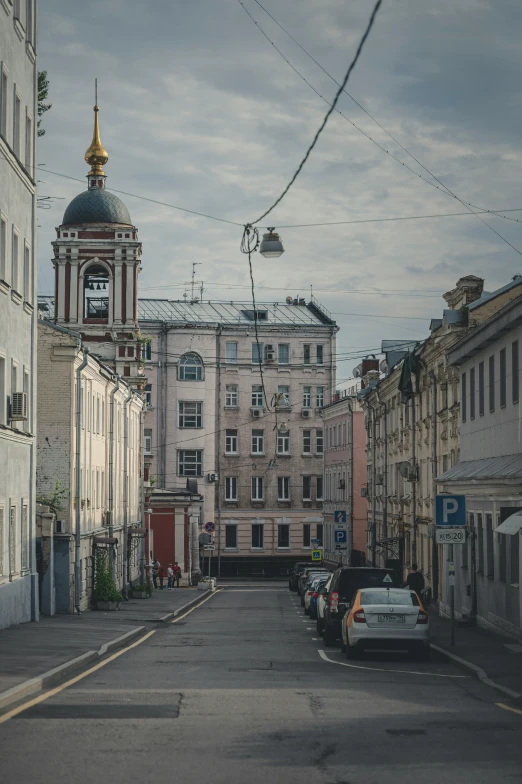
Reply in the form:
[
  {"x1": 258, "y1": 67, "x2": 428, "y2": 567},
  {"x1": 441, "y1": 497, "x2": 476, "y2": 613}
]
[
  {"x1": 496, "y1": 702, "x2": 522, "y2": 716},
  {"x1": 312, "y1": 637, "x2": 321, "y2": 641},
  {"x1": 170, "y1": 588, "x2": 223, "y2": 623},
  {"x1": 0, "y1": 630, "x2": 157, "y2": 725},
  {"x1": 318, "y1": 649, "x2": 468, "y2": 678},
  {"x1": 307, "y1": 627, "x2": 313, "y2": 630}
]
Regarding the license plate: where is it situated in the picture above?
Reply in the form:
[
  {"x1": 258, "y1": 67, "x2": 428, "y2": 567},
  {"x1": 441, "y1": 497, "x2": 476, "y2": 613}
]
[{"x1": 378, "y1": 614, "x2": 405, "y2": 623}]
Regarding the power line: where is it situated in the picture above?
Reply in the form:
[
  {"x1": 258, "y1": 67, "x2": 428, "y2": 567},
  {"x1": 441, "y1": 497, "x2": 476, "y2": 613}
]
[{"x1": 139, "y1": 282, "x2": 443, "y2": 298}]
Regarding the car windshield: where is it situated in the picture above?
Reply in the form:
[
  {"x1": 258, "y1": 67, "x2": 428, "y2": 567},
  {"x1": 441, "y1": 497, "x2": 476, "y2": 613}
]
[{"x1": 359, "y1": 590, "x2": 419, "y2": 606}]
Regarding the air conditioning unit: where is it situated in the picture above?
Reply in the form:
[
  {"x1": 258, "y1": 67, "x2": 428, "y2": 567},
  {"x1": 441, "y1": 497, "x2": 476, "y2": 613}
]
[
  {"x1": 207, "y1": 473, "x2": 218, "y2": 483},
  {"x1": 264, "y1": 344, "x2": 275, "y2": 362},
  {"x1": 375, "y1": 473, "x2": 384, "y2": 485},
  {"x1": 10, "y1": 392, "x2": 27, "y2": 421},
  {"x1": 251, "y1": 408, "x2": 263, "y2": 418},
  {"x1": 361, "y1": 487, "x2": 368, "y2": 498},
  {"x1": 301, "y1": 408, "x2": 311, "y2": 419}
]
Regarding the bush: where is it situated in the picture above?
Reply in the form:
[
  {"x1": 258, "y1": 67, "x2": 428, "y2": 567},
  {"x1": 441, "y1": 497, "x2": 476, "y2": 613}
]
[
  {"x1": 92, "y1": 550, "x2": 123, "y2": 603},
  {"x1": 133, "y1": 583, "x2": 152, "y2": 596}
]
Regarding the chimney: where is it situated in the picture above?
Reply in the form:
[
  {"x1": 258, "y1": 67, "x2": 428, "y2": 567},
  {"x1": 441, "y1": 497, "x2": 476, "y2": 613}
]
[
  {"x1": 443, "y1": 275, "x2": 484, "y2": 310},
  {"x1": 361, "y1": 356, "x2": 379, "y2": 376}
]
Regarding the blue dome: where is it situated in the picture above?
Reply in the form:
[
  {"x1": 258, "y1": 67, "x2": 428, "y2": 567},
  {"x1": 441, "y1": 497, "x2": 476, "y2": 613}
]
[{"x1": 62, "y1": 188, "x2": 132, "y2": 226}]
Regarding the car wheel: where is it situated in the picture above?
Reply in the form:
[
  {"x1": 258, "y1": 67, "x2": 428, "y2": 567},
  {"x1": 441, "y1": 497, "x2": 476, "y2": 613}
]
[
  {"x1": 316, "y1": 618, "x2": 324, "y2": 635},
  {"x1": 304, "y1": 607, "x2": 309, "y2": 616},
  {"x1": 345, "y1": 642, "x2": 358, "y2": 659},
  {"x1": 323, "y1": 627, "x2": 336, "y2": 647}
]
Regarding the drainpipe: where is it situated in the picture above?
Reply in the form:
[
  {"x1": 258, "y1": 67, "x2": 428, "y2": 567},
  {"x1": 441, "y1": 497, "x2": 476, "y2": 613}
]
[
  {"x1": 376, "y1": 388, "x2": 388, "y2": 545},
  {"x1": 122, "y1": 387, "x2": 134, "y2": 599},
  {"x1": 75, "y1": 346, "x2": 89, "y2": 615},
  {"x1": 217, "y1": 326, "x2": 222, "y2": 577},
  {"x1": 430, "y1": 371, "x2": 439, "y2": 602},
  {"x1": 140, "y1": 404, "x2": 146, "y2": 583},
  {"x1": 349, "y1": 397, "x2": 354, "y2": 565},
  {"x1": 411, "y1": 394, "x2": 417, "y2": 567},
  {"x1": 108, "y1": 375, "x2": 120, "y2": 576},
  {"x1": 366, "y1": 400, "x2": 377, "y2": 566}
]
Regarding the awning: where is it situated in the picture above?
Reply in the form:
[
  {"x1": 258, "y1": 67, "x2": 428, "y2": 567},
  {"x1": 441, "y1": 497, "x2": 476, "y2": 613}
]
[
  {"x1": 495, "y1": 513, "x2": 522, "y2": 536},
  {"x1": 93, "y1": 535, "x2": 118, "y2": 545},
  {"x1": 436, "y1": 453, "x2": 522, "y2": 483},
  {"x1": 128, "y1": 527, "x2": 147, "y2": 537}
]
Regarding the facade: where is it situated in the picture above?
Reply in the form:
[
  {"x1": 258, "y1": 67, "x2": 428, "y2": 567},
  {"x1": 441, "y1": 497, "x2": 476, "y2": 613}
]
[
  {"x1": 138, "y1": 297, "x2": 337, "y2": 577},
  {"x1": 437, "y1": 293, "x2": 522, "y2": 639},
  {"x1": 0, "y1": 1, "x2": 39, "y2": 628},
  {"x1": 322, "y1": 386, "x2": 367, "y2": 570},
  {"x1": 146, "y1": 487, "x2": 203, "y2": 584},
  {"x1": 37, "y1": 320, "x2": 144, "y2": 612}
]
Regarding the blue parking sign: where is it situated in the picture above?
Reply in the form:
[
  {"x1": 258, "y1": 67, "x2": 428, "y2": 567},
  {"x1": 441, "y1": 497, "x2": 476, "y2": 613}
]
[
  {"x1": 436, "y1": 495, "x2": 466, "y2": 527},
  {"x1": 334, "y1": 530, "x2": 347, "y2": 544}
]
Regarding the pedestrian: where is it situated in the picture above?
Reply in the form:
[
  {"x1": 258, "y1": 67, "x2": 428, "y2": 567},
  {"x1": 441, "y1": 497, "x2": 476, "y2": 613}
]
[
  {"x1": 167, "y1": 564, "x2": 174, "y2": 590},
  {"x1": 404, "y1": 563, "x2": 425, "y2": 596},
  {"x1": 152, "y1": 558, "x2": 160, "y2": 590},
  {"x1": 173, "y1": 561, "x2": 182, "y2": 588},
  {"x1": 158, "y1": 565, "x2": 165, "y2": 590}
]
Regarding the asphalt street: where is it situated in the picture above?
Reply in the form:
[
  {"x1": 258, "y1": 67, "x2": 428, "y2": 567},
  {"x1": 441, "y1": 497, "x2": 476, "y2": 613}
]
[{"x1": 1, "y1": 584, "x2": 521, "y2": 783}]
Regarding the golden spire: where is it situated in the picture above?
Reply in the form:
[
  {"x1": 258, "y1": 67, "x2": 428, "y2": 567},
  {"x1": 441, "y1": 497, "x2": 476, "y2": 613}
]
[{"x1": 84, "y1": 79, "x2": 108, "y2": 176}]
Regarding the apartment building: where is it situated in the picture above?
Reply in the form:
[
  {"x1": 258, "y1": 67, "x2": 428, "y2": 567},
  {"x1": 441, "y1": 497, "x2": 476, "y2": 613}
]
[
  {"x1": 37, "y1": 321, "x2": 144, "y2": 612},
  {"x1": 0, "y1": 0, "x2": 38, "y2": 628},
  {"x1": 138, "y1": 297, "x2": 337, "y2": 577}
]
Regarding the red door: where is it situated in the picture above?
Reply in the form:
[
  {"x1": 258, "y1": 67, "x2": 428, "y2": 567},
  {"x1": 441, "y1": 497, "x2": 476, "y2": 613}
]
[{"x1": 150, "y1": 509, "x2": 175, "y2": 570}]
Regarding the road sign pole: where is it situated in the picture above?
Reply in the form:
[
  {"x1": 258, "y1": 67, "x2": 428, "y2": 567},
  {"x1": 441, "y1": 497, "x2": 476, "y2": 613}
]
[{"x1": 449, "y1": 546, "x2": 455, "y2": 647}]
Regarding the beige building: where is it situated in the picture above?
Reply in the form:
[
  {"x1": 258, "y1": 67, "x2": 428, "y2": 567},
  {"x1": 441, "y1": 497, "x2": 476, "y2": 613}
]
[{"x1": 37, "y1": 320, "x2": 144, "y2": 612}]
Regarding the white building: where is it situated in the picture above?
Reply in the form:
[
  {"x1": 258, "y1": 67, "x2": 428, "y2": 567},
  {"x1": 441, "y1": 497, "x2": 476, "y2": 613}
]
[
  {"x1": 0, "y1": 1, "x2": 38, "y2": 628},
  {"x1": 37, "y1": 320, "x2": 144, "y2": 612}
]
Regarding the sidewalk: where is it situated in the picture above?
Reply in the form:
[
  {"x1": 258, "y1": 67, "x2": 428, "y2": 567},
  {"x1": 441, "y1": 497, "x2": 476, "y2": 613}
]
[
  {"x1": 429, "y1": 608, "x2": 522, "y2": 700},
  {"x1": 0, "y1": 587, "x2": 203, "y2": 703}
]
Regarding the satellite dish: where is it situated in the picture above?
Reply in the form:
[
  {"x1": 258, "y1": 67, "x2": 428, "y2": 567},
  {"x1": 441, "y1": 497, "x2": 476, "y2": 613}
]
[
  {"x1": 398, "y1": 461, "x2": 412, "y2": 479},
  {"x1": 352, "y1": 364, "x2": 362, "y2": 378},
  {"x1": 285, "y1": 296, "x2": 293, "y2": 304},
  {"x1": 379, "y1": 359, "x2": 388, "y2": 373}
]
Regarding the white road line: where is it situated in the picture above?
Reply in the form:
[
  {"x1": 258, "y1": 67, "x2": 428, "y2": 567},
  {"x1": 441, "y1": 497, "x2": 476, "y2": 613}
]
[
  {"x1": 312, "y1": 637, "x2": 321, "y2": 641},
  {"x1": 307, "y1": 627, "x2": 312, "y2": 630},
  {"x1": 317, "y1": 649, "x2": 468, "y2": 678}
]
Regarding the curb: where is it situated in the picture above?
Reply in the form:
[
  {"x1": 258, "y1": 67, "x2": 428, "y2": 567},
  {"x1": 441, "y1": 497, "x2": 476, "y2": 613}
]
[
  {"x1": 159, "y1": 589, "x2": 210, "y2": 623},
  {"x1": 430, "y1": 642, "x2": 522, "y2": 700},
  {"x1": 0, "y1": 625, "x2": 146, "y2": 713}
]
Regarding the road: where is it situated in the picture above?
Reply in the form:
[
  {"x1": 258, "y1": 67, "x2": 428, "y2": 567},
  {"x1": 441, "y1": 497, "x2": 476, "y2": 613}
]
[{"x1": 1, "y1": 584, "x2": 521, "y2": 783}]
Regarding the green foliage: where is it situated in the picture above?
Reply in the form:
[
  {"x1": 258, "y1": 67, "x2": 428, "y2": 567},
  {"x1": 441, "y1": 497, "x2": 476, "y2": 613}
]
[
  {"x1": 92, "y1": 550, "x2": 122, "y2": 604},
  {"x1": 37, "y1": 480, "x2": 68, "y2": 515},
  {"x1": 38, "y1": 71, "x2": 51, "y2": 137},
  {"x1": 133, "y1": 583, "x2": 152, "y2": 596}
]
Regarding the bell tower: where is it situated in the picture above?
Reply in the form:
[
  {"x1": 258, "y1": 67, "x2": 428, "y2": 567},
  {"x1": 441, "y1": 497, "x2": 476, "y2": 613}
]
[{"x1": 51, "y1": 93, "x2": 144, "y2": 385}]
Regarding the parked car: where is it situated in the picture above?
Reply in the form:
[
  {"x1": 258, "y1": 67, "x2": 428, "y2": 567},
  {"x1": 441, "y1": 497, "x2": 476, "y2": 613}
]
[
  {"x1": 304, "y1": 575, "x2": 328, "y2": 615},
  {"x1": 322, "y1": 567, "x2": 400, "y2": 646},
  {"x1": 316, "y1": 574, "x2": 334, "y2": 634},
  {"x1": 299, "y1": 569, "x2": 329, "y2": 604},
  {"x1": 298, "y1": 567, "x2": 329, "y2": 598},
  {"x1": 309, "y1": 577, "x2": 329, "y2": 619},
  {"x1": 341, "y1": 587, "x2": 430, "y2": 660},
  {"x1": 288, "y1": 562, "x2": 315, "y2": 592}
]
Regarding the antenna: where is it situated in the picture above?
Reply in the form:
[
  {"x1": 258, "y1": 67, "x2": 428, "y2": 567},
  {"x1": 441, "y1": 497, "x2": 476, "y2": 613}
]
[
  {"x1": 191, "y1": 262, "x2": 201, "y2": 301},
  {"x1": 95, "y1": 77, "x2": 98, "y2": 106}
]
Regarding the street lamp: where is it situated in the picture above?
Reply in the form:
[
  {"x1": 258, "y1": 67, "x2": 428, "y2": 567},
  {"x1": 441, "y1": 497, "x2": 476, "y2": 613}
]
[{"x1": 259, "y1": 228, "x2": 285, "y2": 258}]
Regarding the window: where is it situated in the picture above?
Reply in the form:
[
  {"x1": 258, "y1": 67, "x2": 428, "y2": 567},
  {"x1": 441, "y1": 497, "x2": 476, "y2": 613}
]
[
  {"x1": 13, "y1": 89, "x2": 20, "y2": 158},
  {"x1": 251, "y1": 476, "x2": 264, "y2": 501},
  {"x1": 316, "y1": 429, "x2": 323, "y2": 454},
  {"x1": 512, "y1": 341, "x2": 519, "y2": 404},
  {"x1": 25, "y1": 111, "x2": 32, "y2": 172},
  {"x1": 225, "y1": 384, "x2": 238, "y2": 407},
  {"x1": 177, "y1": 450, "x2": 202, "y2": 476},
  {"x1": 303, "y1": 523, "x2": 311, "y2": 548},
  {"x1": 469, "y1": 367, "x2": 475, "y2": 419},
  {"x1": 277, "y1": 385, "x2": 290, "y2": 406},
  {"x1": 461, "y1": 372, "x2": 467, "y2": 423},
  {"x1": 178, "y1": 401, "x2": 203, "y2": 428},
  {"x1": 0, "y1": 356, "x2": 6, "y2": 425},
  {"x1": 26, "y1": 0, "x2": 34, "y2": 43},
  {"x1": 303, "y1": 386, "x2": 311, "y2": 407},
  {"x1": 477, "y1": 513, "x2": 484, "y2": 573},
  {"x1": 303, "y1": 344, "x2": 311, "y2": 365},
  {"x1": 278, "y1": 476, "x2": 290, "y2": 501},
  {"x1": 145, "y1": 384, "x2": 152, "y2": 407},
  {"x1": 303, "y1": 429, "x2": 311, "y2": 454},
  {"x1": 277, "y1": 430, "x2": 290, "y2": 454},
  {"x1": 500, "y1": 348, "x2": 506, "y2": 408},
  {"x1": 225, "y1": 523, "x2": 238, "y2": 549},
  {"x1": 252, "y1": 342, "x2": 264, "y2": 365},
  {"x1": 225, "y1": 477, "x2": 238, "y2": 502},
  {"x1": 316, "y1": 387, "x2": 324, "y2": 407},
  {"x1": 23, "y1": 243, "x2": 30, "y2": 302},
  {"x1": 316, "y1": 345, "x2": 324, "y2": 365},
  {"x1": 225, "y1": 342, "x2": 238, "y2": 364},
  {"x1": 489, "y1": 355, "x2": 495, "y2": 413},
  {"x1": 11, "y1": 228, "x2": 19, "y2": 292},
  {"x1": 316, "y1": 524, "x2": 323, "y2": 546},
  {"x1": 0, "y1": 506, "x2": 4, "y2": 576},
  {"x1": 478, "y1": 361, "x2": 484, "y2": 417},
  {"x1": 316, "y1": 476, "x2": 323, "y2": 500},
  {"x1": 83, "y1": 264, "x2": 109, "y2": 319},
  {"x1": 278, "y1": 343, "x2": 289, "y2": 364},
  {"x1": 486, "y1": 513, "x2": 494, "y2": 578},
  {"x1": 0, "y1": 214, "x2": 6, "y2": 281},
  {"x1": 179, "y1": 353, "x2": 203, "y2": 381},
  {"x1": 23, "y1": 368, "x2": 29, "y2": 432},
  {"x1": 302, "y1": 475, "x2": 311, "y2": 500},
  {"x1": 251, "y1": 385, "x2": 263, "y2": 407},
  {"x1": 144, "y1": 429, "x2": 152, "y2": 454},
  {"x1": 251, "y1": 429, "x2": 264, "y2": 454},
  {"x1": 278, "y1": 523, "x2": 290, "y2": 549},
  {"x1": 0, "y1": 67, "x2": 7, "y2": 138},
  {"x1": 9, "y1": 506, "x2": 16, "y2": 575},
  {"x1": 442, "y1": 454, "x2": 448, "y2": 473},
  {"x1": 225, "y1": 429, "x2": 238, "y2": 454},
  {"x1": 21, "y1": 504, "x2": 28, "y2": 571},
  {"x1": 141, "y1": 342, "x2": 152, "y2": 361},
  {"x1": 251, "y1": 522, "x2": 264, "y2": 549}
]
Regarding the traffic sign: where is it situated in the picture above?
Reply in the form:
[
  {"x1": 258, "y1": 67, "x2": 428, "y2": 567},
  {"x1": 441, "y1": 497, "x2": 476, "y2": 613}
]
[
  {"x1": 335, "y1": 544, "x2": 348, "y2": 551},
  {"x1": 203, "y1": 545, "x2": 216, "y2": 551},
  {"x1": 311, "y1": 550, "x2": 322, "y2": 561},
  {"x1": 311, "y1": 538, "x2": 322, "y2": 545},
  {"x1": 334, "y1": 530, "x2": 347, "y2": 544},
  {"x1": 436, "y1": 495, "x2": 466, "y2": 527},
  {"x1": 204, "y1": 521, "x2": 216, "y2": 533},
  {"x1": 436, "y1": 528, "x2": 466, "y2": 545},
  {"x1": 334, "y1": 510, "x2": 347, "y2": 523}
]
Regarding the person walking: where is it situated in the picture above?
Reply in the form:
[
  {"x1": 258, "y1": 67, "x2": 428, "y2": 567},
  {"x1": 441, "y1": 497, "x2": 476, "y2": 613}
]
[
  {"x1": 404, "y1": 564, "x2": 425, "y2": 596},
  {"x1": 152, "y1": 558, "x2": 160, "y2": 590},
  {"x1": 167, "y1": 564, "x2": 174, "y2": 590},
  {"x1": 173, "y1": 561, "x2": 182, "y2": 588},
  {"x1": 158, "y1": 565, "x2": 165, "y2": 590}
]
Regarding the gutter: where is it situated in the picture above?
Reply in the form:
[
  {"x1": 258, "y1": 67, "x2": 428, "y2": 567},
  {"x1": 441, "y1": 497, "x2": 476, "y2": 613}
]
[
  {"x1": 375, "y1": 386, "x2": 388, "y2": 542},
  {"x1": 74, "y1": 347, "x2": 89, "y2": 614},
  {"x1": 122, "y1": 387, "x2": 134, "y2": 599}
]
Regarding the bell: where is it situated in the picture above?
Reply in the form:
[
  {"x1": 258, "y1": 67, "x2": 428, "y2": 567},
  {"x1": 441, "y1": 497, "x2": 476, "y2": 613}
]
[{"x1": 97, "y1": 283, "x2": 101, "y2": 290}]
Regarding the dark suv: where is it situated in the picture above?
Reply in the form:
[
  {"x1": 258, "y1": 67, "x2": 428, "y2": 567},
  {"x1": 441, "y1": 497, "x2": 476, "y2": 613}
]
[
  {"x1": 288, "y1": 562, "x2": 315, "y2": 592},
  {"x1": 322, "y1": 567, "x2": 399, "y2": 646}
]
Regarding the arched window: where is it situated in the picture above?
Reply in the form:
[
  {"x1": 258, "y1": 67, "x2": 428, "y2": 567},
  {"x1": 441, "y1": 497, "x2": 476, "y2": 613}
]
[
  {"x1": 84, "y1": 264, "x2": 110, "y2": 320},
  {"x1": 179, "y1": 352, "x2": 203, "y2": 381}
]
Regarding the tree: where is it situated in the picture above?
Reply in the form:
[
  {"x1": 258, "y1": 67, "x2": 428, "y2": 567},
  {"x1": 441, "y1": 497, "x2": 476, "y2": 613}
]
[{"x1": 38, "y1": 71, "x2": 51, "y2": 137}]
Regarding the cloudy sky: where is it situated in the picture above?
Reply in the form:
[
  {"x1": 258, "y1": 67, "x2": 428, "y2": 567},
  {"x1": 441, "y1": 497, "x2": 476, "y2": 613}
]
[{"x1": 37, "y1": 0, "x2": 522, "y2": 380}]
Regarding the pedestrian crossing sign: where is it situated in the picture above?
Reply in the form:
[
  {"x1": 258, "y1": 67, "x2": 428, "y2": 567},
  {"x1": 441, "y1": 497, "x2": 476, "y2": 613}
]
[{"x1": 311, "y1": 550, "x2": 322, "y2": 561}]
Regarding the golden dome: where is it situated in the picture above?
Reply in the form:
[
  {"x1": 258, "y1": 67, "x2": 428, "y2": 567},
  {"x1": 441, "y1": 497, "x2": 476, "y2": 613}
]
[{"x1": 84, "y1": 104, "x2": 108, "y2": 176}]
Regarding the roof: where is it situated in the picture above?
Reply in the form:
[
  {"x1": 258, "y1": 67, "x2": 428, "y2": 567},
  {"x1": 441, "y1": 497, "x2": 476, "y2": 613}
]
[
  {"x1": 468, "y1": 275, "x2": 522, "y2": 311},
  {"x1": 436, "y1": 454, "x2": 522, "y2": 483},
  {"x1": 447, "y1": 293, "x2": 522, "y2": 365},
  {"x1": 62, "y1": 188, "x2": 132, "y2": 226},
  {"x1": 495, "y1": 513, "x2": 522, "y2": 535}
]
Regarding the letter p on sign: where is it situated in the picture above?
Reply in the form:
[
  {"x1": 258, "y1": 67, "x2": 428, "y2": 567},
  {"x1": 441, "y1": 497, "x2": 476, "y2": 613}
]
[
  {"x1": 436, "y1": 495, "x2": 466, "y2": 527},
  {"x1": 443, "y1": 498, "x2": 458, "y2": 523}
]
